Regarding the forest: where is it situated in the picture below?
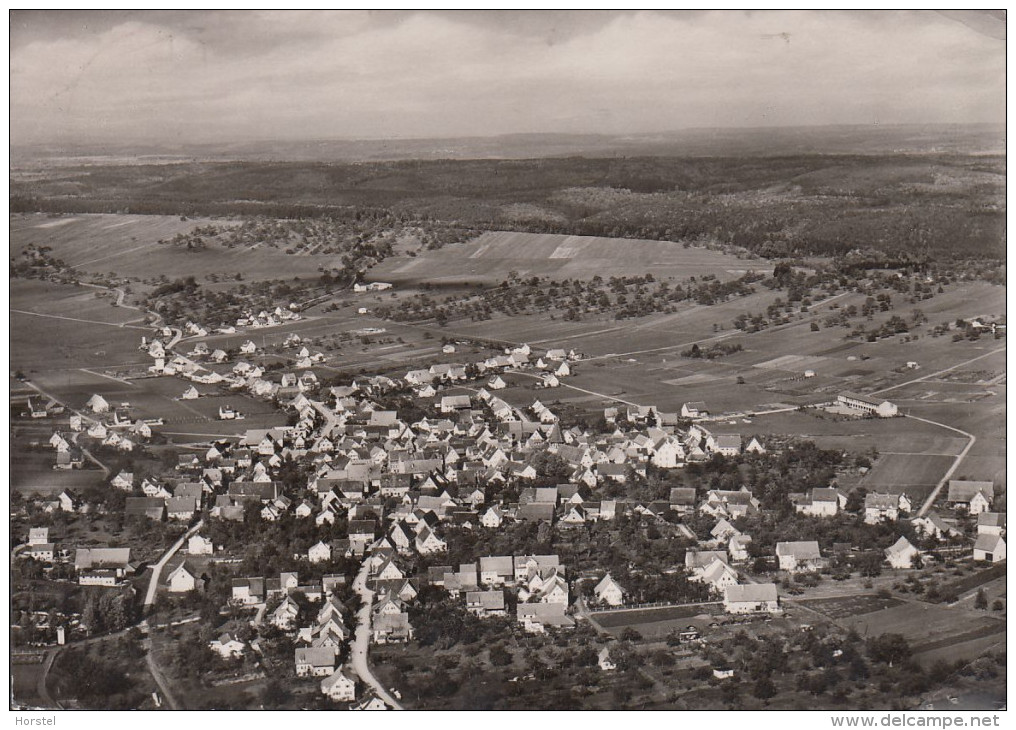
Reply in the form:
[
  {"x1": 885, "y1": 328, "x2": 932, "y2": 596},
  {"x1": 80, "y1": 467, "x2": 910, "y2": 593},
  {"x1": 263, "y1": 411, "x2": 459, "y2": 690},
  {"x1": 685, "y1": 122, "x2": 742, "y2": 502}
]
[{"x1": 11, "y1": 153, "x2": 1005, "y2": 260}]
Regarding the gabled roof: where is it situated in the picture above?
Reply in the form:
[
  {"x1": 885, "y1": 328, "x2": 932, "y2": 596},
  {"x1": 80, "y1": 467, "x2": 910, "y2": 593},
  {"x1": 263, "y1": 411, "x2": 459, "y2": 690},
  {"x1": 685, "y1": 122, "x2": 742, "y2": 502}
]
[
  {"x1": 947, "y1": 480, "x2": 994, "y2": 503},
  {"x1": 776, "y1": 541, "x2": 822, "y2": 560},
  {"x1": 724, "y1": 583, "x2": 778, "y2": 603},
  {"x1": 974, "y1": 534, "x2": 1006, "y2": 553}
]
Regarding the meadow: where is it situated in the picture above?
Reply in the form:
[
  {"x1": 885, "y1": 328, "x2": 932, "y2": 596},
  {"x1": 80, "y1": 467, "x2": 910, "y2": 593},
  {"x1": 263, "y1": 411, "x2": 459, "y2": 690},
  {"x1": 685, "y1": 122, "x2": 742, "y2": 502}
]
[
  {"x1": 10, "y1": 213, "x2": 340, "y2": 282},
  {"x1": 369, "y1": 230, "x2": 766, "y2": 285}
]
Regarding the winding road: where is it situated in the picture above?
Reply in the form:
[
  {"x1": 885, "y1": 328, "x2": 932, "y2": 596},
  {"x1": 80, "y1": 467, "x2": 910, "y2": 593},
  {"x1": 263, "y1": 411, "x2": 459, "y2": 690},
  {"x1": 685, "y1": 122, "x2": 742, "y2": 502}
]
[{"x1": 350, "y1": 562, "x2": 404, "y2": 710}]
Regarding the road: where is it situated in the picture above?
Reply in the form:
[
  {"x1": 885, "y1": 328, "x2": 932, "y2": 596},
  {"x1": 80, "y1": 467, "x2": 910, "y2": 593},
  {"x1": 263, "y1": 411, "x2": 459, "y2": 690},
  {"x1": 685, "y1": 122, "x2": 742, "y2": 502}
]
[
  {"x1": 871, "y1": 346, "x2": 1006, "y2": 396},
  {"x1": 144, "y1": 520, "x2": 204, "y2": 608},
  {"x1": 904, "y1": 415, "x2": 977, "y2": 517},
  {"x1": 350, "y1": 561, "x2": 404, "y2": 710},
  {"x1": 35, "y1": 648, "x2": 62, "y2": 709},
  {"x1": 144, "y1": 638, "x2": 182, "y2": 710}
]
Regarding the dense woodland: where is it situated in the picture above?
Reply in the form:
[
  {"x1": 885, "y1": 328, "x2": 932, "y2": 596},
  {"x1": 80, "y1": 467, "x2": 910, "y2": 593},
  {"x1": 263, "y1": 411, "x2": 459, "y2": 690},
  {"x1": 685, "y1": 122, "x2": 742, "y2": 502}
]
[{"x1": 11, "y1": 153, "x2": 1005, "y2": 260}]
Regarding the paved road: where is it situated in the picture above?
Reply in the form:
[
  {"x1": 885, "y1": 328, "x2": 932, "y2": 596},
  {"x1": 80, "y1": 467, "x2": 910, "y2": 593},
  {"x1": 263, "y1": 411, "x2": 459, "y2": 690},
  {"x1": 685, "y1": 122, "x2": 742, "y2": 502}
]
[
  {"x1": 144, "y1": 520, "x2": 204, "y2": 608},
  {"x1": 350, "y1": 562, "x2": 404, "y2": 710},
  {"x1": 904, "y1": 415, "x2": 977, "y2": 517}
]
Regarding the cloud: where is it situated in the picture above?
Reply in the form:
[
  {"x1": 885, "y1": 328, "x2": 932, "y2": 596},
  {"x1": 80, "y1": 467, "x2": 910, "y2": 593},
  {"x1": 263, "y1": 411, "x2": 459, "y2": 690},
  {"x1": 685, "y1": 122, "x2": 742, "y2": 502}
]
[{"x1": 10, "y1": 10, "x2": 1005, "y2": 146}]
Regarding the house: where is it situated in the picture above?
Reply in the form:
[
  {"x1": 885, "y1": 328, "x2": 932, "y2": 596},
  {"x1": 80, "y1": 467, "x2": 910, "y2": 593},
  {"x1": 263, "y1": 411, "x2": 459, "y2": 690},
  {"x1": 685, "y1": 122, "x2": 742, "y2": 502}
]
[
  {"x1": 232, "y1": 578, "x2": 266, "y2": 605},
  {"x1": 699, "y1": 489, "x2": 759, "y2": 519},
  {"x1": 125, "y1": 497, "x2": 167, "y2": 521},
  {"x1": 480, "y1": 506, "x2": 503, "y2": 528},
  {"x1": 86, "y1": 394, "x2": 110, "y2": 413},
  {"x1": 977, "y1": 513, "x2": 1006, "y2": 537},
  {"x1": 167, "y1": 497, "x2": 196, "y2": 521},
  {"x1": 166, "y1": 561, "x2": 203, "y2": 593},
  {"x1": 209, "y1": 633, "x2": 245, "y2": 659},
  {"x1": 694, "y1": 559, "x2": 739, "y2": 592},
  {"x1": 776, "y1": 541, "x2": 823, "y2": 572},
  {"x1": 320, "y1": 667, "x2": 358, "y2": 702},
  {"x1": 669, "y1": 487, "x2": 697, "y2": 513},
  {"x1": 465, "y1": 590, "x2": 507, "y2": 617},
  {"x1": 744, "y1": 436, "x2": 767, "y2": 455},
  {"x1": 111, "y1": 471, "x2": 134, "y2": 491},
  {"x1": 516, "y1": 603, "x2": 575, "y2": 633},
  {"x1": 440, "y1": 395, "x2": 472, "y2": 413},
  {"x1": 864, "y1": 492, "x2": 911, "y2": 524},
  {"x1": 912, "y1": 512, "x2": 962, "y2": 540},
  {"x1": 836, "y1": 392, "x2": 898, "y2": 418},
  {"x1": 308, "y1": 541, "x2": 332, "y2": 563},
  {"x1": 884, "y1": 536, "x2": 919, "y2": 569},
  {"x1": 479, "y1": 556, "x2": 515, "y2": 586},
  {"x1": 681, "y1": 402, "x2": 708, "y2": 419},
  {"x1": 729, "y1": 534, "x2": 753, "y2": 562},
  {"x1": 794, "y1": 488, "x2": 844, "y2": 517},
  {"x1": 187, "y1": 534, "x2": 214, "y2": 555},
  {"x1": 598, "y1": 647, "x2": 616, "y2": 671},
  {"x1": 593, "y1": 574, "x2": 625, "y2": 606},
  {"x1": 947, "y1": 480, "x2": 994, "y2": 514},
  {"x1": 973, "y1": 534, "x2": 1006, "y2": 563},
  {"x1": 271, "y1": 596, "x2": 301, "y2": 630},
  {"x1": 295, "y1": 646, "x2": 338, "y2": 677},
  {"x1": 58, "y1": 490, "x2": 80, "y2": 513},
  {"x1": 723, "y1": 583, "x2": 780, "y2": 614},
  {"x1": 711, "y1": 434, "x2": 742, "y2": 457},
  {"x1": 181, "y1": 385, "x2": 200, "y2": 400},
  {"x1": 373, "y1": 612, "x2": 413, "y2": 644}
]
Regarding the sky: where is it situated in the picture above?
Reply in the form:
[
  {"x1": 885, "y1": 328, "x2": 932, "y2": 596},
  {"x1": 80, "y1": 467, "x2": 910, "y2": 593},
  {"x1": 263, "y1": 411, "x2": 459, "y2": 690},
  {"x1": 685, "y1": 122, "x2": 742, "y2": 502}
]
[{"x1": 9, "y1": 10, "x2": 1006, "y2": 147}]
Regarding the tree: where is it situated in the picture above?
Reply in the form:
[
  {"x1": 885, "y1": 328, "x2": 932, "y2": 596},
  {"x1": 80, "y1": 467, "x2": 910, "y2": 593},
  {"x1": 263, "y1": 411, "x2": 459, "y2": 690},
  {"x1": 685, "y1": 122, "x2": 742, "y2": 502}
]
[
  {"x1": 810, "y1": 322, "x2": 820, "y2": 332},
  {"x1": 753, "y1": 676, "x2": 777, "y2": 699},
  {"x1": 489, "y1": 644, "x2": 513, "y2": 666},
  {"x1": 866, "y1": 633, "x2": 911, "y2": 666},
  {"x1": 975, "y1": 589, "x2": 988, "y2": 610}
]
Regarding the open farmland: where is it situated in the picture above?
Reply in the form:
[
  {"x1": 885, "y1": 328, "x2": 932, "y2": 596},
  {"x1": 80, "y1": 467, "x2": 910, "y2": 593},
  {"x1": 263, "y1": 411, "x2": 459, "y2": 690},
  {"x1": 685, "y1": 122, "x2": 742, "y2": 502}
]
[
  {"x1": 11, "y1": 213, "x2": 340, "y2": 282},
  {"x1": 836, "y1": 600, "x2": 1005, "y2": 666},
  {"x1": 11, "y1": 279, "x2": 152, "y2": 373},
  {"x1": 369, "y1": 230, "x2": 768, "y2": 285}
]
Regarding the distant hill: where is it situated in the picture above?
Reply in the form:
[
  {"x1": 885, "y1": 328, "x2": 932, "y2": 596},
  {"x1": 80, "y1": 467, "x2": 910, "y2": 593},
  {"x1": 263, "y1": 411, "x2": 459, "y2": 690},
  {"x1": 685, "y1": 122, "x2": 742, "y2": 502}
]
[{"x1": 11, "y1": 123, "x2": 1005, "y2": 167}]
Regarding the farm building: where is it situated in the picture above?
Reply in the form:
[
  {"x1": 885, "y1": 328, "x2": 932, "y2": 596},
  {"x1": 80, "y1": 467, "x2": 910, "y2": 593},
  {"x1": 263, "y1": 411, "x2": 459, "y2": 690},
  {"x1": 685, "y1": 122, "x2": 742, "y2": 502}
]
[
  {"x1": 912, "y1": 512, "x2": 962, "y2": 540},
  {"x1": 166, "y1": 562, "x2": 203, "y2": 593},
  {"x1": 723, "y1": 583, "x2": 780, "y2": 614},
  {"x1": 977, "y1": 513, "x2": 1006, "y2": 536},
  {"x1": 776, "y1": 541, "x2": 824, "y2": 572},
  {"x1": 836, "y1": 392, "x2": 898, "y2": 418},
  {"x1": 681, "y1": 402, "x2": 709, "y2": 419},
  {"x1": 947, "y1": 480, "x2": 994, "y2": 514},
  {"x1": 973, "y1": 534, "x2": 1006, "y2": 563}
]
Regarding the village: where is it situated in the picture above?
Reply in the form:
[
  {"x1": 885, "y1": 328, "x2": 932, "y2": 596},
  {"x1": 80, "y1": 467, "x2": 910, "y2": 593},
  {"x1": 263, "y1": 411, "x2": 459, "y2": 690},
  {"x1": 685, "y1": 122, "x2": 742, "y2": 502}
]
[{"x1": 11, "y1": 309, "x2": 1006, "y2": 710}]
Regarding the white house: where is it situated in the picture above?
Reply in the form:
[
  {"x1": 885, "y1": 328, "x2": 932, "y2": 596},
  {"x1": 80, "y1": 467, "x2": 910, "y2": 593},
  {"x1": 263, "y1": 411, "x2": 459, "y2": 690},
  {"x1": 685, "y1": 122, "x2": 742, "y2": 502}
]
[
  {"x1": 973, "y1": 534, "x2": 1006, "y2": 563},
  {"x1": 187, "y1": 534, "x2": 214, "y2": 555},
  {"x1": 884, "y1": 536, "x2": 919, "y2": 569},
  {"x1": 209, "y1": 633, "x2": 245, "y2": 659},
  {"x1": 593, "y1": 574, "x2": 625, "y2": 606},
  {"x1": 321, "y1": 667, "x2": 357, "y2": 702},
  {"x1": 723, "y1": 583, "x2": 780, "y2": 614},
  {"x1": 166, "y1": 562, "x2": 201, "y2": 593},
  {"x1": 308, "y1": 541, "x2": 332, "y2": 563},
  {"x1": 776, "y1": 541, "x2": 823, "y2": 572}
]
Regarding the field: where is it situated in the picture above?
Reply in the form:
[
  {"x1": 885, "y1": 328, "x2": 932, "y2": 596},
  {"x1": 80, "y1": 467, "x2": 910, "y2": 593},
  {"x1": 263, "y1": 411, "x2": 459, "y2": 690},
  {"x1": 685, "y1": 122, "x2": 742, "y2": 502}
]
[
  {"x1": 11, "y1": 279, "x2": 151, "y2": 373},
  {"x1": 369, "y1": 230, "x2": 767, "y2": 285},
  {"x1": 11, "y1": 213, "x2": 340, "y2": 281},
  {"x1": 797, "y1": 595, "x2": 905, "y2": 620},
  {"x1": 835, "y1": 601, "x2": 1005, "y2": 666},
  {"x1": 590, "y1": 603, "x2": 723, "y2": 639},
  {"x1": 858, "y1": 454, "x2": 959, "y2": 498}
]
